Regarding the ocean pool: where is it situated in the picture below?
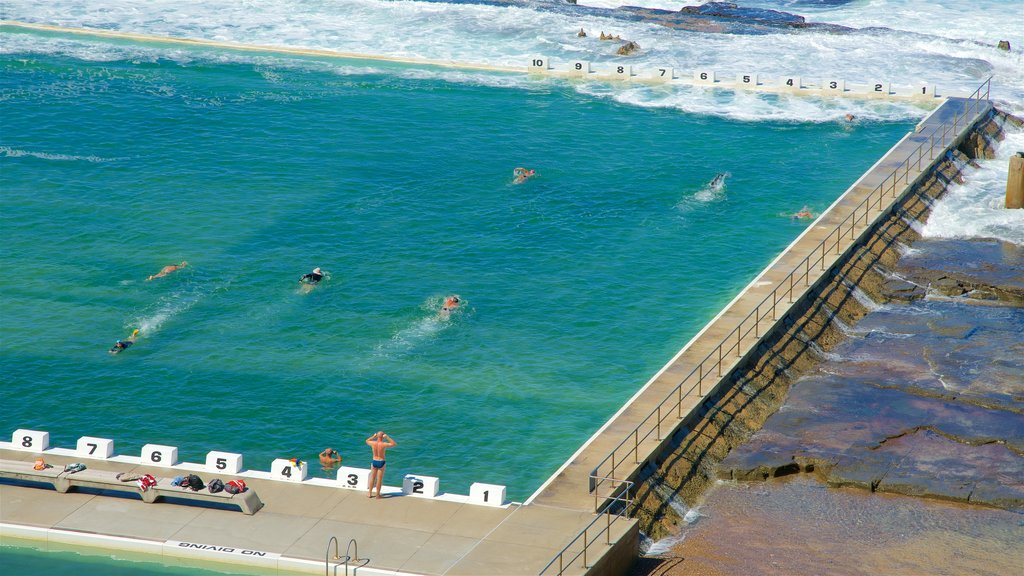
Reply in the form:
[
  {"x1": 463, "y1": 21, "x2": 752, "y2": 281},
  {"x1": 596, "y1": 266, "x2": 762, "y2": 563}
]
[{"x1": 0, "y1": 29, "x2": 916, "y2": 503}]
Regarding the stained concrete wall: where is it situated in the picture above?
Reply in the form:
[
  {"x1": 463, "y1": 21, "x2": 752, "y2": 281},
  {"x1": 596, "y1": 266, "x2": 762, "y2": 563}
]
[{"x1": 631, "y1": 108, "x2": 1019, "y2": 541}]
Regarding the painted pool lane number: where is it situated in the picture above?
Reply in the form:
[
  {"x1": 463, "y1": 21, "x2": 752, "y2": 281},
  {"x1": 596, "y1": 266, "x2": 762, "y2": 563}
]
[
  {"x1": 470, "y1": 482, "x2": 506, "y2": 507},
  {"x1": 336, "y1": 466, "x2": 371, "y2": 491},
  {"x1": 142, "y1": 444, "x2": 179, "y2": 466},
  {"x1": 77, "y1": 436, "x2": 114, "y2": 459},
  {"x1": 12, "y1": 429, "x2": 49, "y2": 451},
  {"x1": 205, "y1": 451, "x2": 243, "y2": 474},
  {"x1": 402, "y1": 474, "x2": 440, "y2": 497},
  {"x1": 270, "y1": 458, "x2": 308, "y2": 482}
]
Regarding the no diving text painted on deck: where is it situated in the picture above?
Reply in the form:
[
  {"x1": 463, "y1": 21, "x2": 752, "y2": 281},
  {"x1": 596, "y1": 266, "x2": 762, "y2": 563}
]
[{"x1": 167, "y1": 541, "x2": 280, "y2": 559}]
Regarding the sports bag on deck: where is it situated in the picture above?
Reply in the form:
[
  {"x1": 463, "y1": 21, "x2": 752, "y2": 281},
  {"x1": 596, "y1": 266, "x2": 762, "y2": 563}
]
[{"x1": 207, "y1": 478, "x2": 224, "y2": 494}]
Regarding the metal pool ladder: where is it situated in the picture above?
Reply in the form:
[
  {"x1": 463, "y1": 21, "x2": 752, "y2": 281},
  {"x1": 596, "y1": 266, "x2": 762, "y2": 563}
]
[{"x1": 325, "y1": 536, "x2": 371, "y2": 576}]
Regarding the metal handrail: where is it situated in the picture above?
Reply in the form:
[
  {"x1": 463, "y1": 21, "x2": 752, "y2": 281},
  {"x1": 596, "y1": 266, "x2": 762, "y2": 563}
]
[
  {"x1": 539, "y1": 480, "x2": 634, "y2": 575},
  {"x1": 325, "y1": 536, "x2": 351, "y2": 576},
  {"x1": 344, "y1": 538, "x2": 370, "y2": 575},
  {"x1": 588, "y1": 77, "x2": 992, "y2": 505}
]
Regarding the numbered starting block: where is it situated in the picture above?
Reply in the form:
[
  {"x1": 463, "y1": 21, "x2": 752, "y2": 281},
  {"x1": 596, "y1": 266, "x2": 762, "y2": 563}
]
[
  {"x1": 206, "y1": 451, "x2": 243, "y2": 474},
  {"x1": 77, "y1": 436, "x2": 114, "y2": 459},
  {"x1": 141, "y1": 444, "x2": 179, "y2": 467},
  {"x1": 469, "y1": 483, "x2": 506, "y2": 507},
  {"x1": 12, "y1": 429, "x2": 49, "y2": 452},
  {"x1": 402, "y1": 474, "x2": 440, "y2": 498},
  {"x1": 337, "y1": 466, "x2": 372, "y2": 491},
  {"x1": 271, "y1": 458, "x2": 308, "y2": 482},
  {"x1": 527, "y1": 57, "x2": 551, "y2": 73}
]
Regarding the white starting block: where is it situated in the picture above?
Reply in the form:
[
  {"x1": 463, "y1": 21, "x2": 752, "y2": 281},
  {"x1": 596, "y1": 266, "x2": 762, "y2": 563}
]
[
  {"x1": 693, "y1": 70, "x2": 716, "y2": 85},
  {"x1": 141, "y1": 444, "x2": 178, "y2": 467},
  {"x1": 402, "y1": 474, "x2": 440, "y2": 498},
  {"x1": 270, "y1": 458, "x2": 308, "y2": 482},
  {"x1": 206, "y1": 451, "x2": 243, "y2": 474},
  {"x1": 780, "y1": 76, "x2": 802, "y2": 91},
  {"x1": 869, "y1": 81, "x2": 891, "y2": 95},
  {"x1": 916, "y1": 83, "x2": 936, "y2": 98},
  {"x1": 822, "y1": 79, "x2": 846, "y2": 93},
  {"x1": 736, "y1": 73, "x2": 759, "y2": 87},
  {"x1": 469, "y1": 482, "x2": 506, "y2": 507},
  {"x1": 650, "y1": 67, "x2": 674, "y2": 82},
  {"x1": 527, "y1": 57, "x2": 551, "y2": 73},
  {"x1": 77, "y1": 436, "x2": 114, "y2": 459},
  {"x1": 609, "y1": 64, "x2": 632, "y2": 80},
  {"x1": 12, "y1": 429, "x2": 49, "y2": 452},
  {"x1": 337, "y1": 466, "x2": 371, "y2": 491},
  {"x1": 568, "y1": 60, "x2": 591, "y2": 76}
]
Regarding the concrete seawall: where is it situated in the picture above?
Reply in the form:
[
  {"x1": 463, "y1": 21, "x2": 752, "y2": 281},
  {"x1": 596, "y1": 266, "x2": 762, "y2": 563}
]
[{"x1": 631, "y1": 107, "x2": 1019, "y2": 540}]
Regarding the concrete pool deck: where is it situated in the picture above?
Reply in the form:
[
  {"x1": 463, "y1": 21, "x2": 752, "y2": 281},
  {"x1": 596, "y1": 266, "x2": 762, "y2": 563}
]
[{"x1": 1, "y1": 95, "x2": 994, "y2": 575}]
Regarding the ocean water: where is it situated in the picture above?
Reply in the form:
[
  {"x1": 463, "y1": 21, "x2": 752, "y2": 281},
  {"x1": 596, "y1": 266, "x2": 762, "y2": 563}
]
[{"x1": 1, "y1": 0, "x2": 1020, "y2": 573}]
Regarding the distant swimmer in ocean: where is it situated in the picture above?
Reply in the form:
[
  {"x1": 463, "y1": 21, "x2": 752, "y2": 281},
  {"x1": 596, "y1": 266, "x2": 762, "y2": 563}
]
[
  {"x1": 512, "y1": 167, "x2": 535, "y2": 185},
  {"x1": 109, "y1": 329, "x2": 139, "y2": 355},
  {"x1": 147, "y1": 261, "x2": 187, "y2": 281},
  {"x1": 438, "y1": 295, "x2": 461, "y2": 320},
  {"x1": 300, "y1": 267, "x2": 325, "y2": 285},
  {"x1": 708, "y1": 172, "x2": 727, "y2": 191},
  {"x1": 845, "y1": 113, "x2": 856, "y2": 122},
  {"x1": 299, "y1": 267, "x2": 327, "y2": 293},
  {"x1": 792, "y1": 205, "x2": 816, "y2": 220}
]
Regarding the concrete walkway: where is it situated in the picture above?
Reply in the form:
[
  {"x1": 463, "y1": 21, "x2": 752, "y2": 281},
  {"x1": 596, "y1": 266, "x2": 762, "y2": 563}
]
[{"x1": 1, "y1": 447, "x2": 632, "y2": 575}]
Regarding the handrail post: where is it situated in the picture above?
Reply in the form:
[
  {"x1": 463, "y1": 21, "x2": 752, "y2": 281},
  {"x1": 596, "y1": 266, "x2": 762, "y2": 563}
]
[
  {"x1": 582, "y1": 529, "x2": 588, "y2": 568},
  {"x1": 717, "y1": 345, "x2": 723, "y2": 377}
]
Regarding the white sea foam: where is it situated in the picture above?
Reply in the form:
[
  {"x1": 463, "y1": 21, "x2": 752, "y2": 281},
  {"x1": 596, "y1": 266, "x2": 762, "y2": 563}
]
[
  {"x1": 922, "y1": 128, "x2": 1024, "y2": 245},
  {"x1": 374, "y1": 296, "x2": 462, "y2": 356},
  {"x1": 131, "y1": 283, "x2": 205, "y2": 336},
  {"x1": 2, "y1": 0, "x2": 1021, "y2": 121},
  {"x1": 0, "y1": 145, "x2": 125, "y2": 163}
]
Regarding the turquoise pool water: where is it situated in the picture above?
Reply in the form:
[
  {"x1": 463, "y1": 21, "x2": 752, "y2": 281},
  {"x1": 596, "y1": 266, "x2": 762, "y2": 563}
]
[
  {"x1": 0, "y1": 29, "x2": 915, "y2": 504},
  {"x1": 0, "y1": 539, "x2": 276, "y2": 575}
]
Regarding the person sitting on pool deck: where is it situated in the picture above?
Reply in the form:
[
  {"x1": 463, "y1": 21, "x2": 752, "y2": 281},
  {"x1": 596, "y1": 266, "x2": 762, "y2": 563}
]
[
  {"x1": 299, "y1": 267, "x2": 325, "y2": 284},
  {"x1": 147, "y1": 261, "x2": 187, "y2": 281},
  {"x1": 319, "y1": 448, "x2": 342, "y2": 467},
  {"x1": 512, "y1": 167, "x2": 535, "y2": 184},
  {"x1": 109, "y1": 329, "x2": 139, "y2": 354},
  {"x1": 366, "y1": 431, "x2": 396, "y2": 499}
]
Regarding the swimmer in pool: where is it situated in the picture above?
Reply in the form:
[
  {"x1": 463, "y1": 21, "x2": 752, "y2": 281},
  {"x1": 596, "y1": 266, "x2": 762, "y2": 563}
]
[
  {"x1": 512, "y1": 167, "x2": 535, "y2": 185},
  {"x1": 300, "y1": 267, "x2": 325, "y2": 284},
  {"x1": 147, "y1": 261, "x2": 187, "y2": 281},
  {"x1": 109, "y1": 329, "x2": 139, "y2": 355},
  {"x1": 792, "y1": 206, "x2": 816, "y2": 220},
  {"x1": 439, "y1": 295, "x2": 461, "y2": 320},
  {"x1": 319, "y1": 448, "x2": 342, "y2": 468}
]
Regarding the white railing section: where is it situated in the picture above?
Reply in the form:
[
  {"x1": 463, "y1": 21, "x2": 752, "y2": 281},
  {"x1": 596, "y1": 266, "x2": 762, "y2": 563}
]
[{"x1": 539, "y1": 479, "x2": 633, "y2": 576}]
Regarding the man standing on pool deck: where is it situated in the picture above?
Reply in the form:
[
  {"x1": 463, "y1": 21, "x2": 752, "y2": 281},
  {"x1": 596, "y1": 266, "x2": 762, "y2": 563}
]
[{"x1": 366, "y1": 431, "x2": 396, "y2": 499}]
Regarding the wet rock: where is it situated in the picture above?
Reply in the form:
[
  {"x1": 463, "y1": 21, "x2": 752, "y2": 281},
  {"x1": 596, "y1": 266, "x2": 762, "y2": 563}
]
[
  {"x1": 997, "y1": 40, "x2": 1011, "y2": 51},
  {"x1": 679, "y1": 2, "x2": 806, "y2": 26},
  {"x1": 880, "y1": 278, "x2": 926, "y2": 302},
  {"x1": 617, "y1": 40, "x2": 640, "y2": 56},
  {"x1": 896, "y1": 239, "x2": 1024, "y2": 305}
]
